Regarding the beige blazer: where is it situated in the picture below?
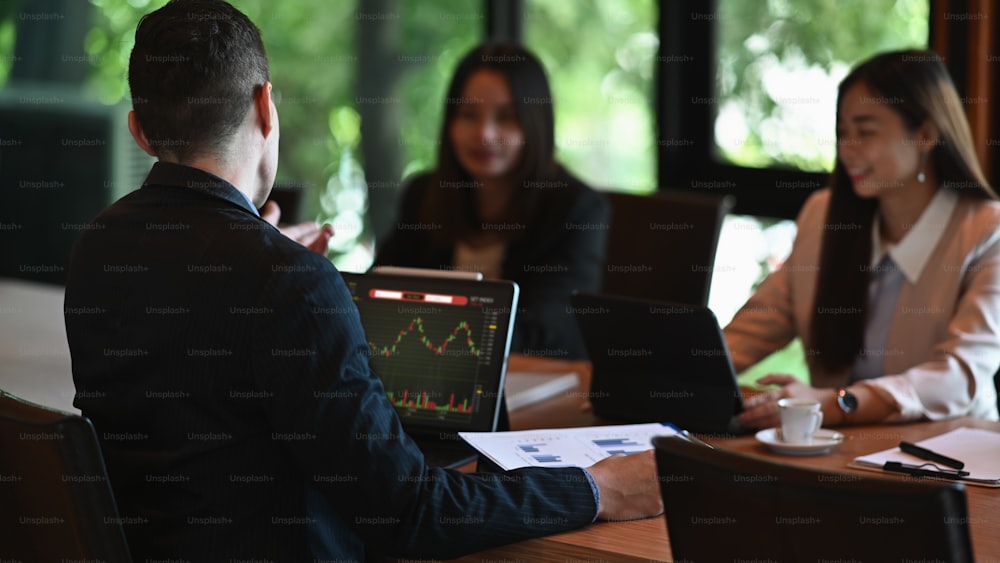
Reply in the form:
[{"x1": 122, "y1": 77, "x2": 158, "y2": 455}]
[{"x1": 724, "y1": 189, "x2": 1000, "y2": 421}]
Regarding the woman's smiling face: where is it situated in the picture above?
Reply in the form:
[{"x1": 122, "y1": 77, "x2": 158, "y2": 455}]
[{"x1": 836, "y1": 82, "x2": 928, "y2": 200}]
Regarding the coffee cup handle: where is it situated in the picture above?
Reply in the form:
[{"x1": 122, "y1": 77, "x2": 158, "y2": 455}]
[{"x1": 812, "y1": 411, "x2": 824, "y2": 433}]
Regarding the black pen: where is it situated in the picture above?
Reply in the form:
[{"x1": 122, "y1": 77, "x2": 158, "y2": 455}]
[
  {"x1": 883, "y1": 461, "x2": 970, "y2": 480},
  {"x1": 899, "y1": 441, "x2": 965, "y2": 470}
]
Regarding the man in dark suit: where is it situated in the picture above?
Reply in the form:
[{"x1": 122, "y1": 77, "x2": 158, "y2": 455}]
[{"x1": 63, "y1": 1, "x2": 662, "y2": 561}]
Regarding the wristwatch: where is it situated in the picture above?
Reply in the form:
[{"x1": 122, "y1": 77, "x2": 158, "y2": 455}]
[{"x1": 837, "y1": 388, "x2": 858, "y2": 415}]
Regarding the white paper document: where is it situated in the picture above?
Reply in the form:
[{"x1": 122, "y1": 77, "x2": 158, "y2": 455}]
[
  {"x1": 459, "y1": 422, "x2": 678, "y2": 470},
  {"x1": 850, "y1": 427, "x2": 1000, "y2": 487}
]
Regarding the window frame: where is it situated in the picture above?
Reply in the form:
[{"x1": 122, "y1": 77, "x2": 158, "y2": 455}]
[
  {"x1": 655, "y1": 0, "x2": 931, "y2": 219},
  {"x1": 483, "y1": 0, "x2": 938, "y2": 219}
]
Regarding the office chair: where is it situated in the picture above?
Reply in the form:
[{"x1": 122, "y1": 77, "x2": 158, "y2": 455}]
[
  {"x1": 0, "y1": 389, "x2": 133, "y2": 562},
  {"x1": 602, "y1": 190, "x2": 735, "y2": 305},
  {"x1": 653, "y1": 435, "x2": 974, "y2": 562}
]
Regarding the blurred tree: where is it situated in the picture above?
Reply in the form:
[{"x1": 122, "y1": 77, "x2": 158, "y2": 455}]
[
  {"x1": 394, "y1": 0, "x2": 482, "y2": 178},
  {"x1": 82, "y1": 0, "x2": 358, "y2": 259},
  {"x1": 82, "y1": 0, "x2": 355, "y2": 213},
  {"x1": 3, "y1": 0, "x2": 929, "y2": 266},
  {"x1": 526, "y1": 0, "x2": 657, "y2": 193},
  {"x1": 82, "y1": 0, "x2": 484, "y2": 268},
  {"x1": 716, "y1": 0, "x2": 929, "y2": 172},
  {"x1": 0, "y1": 19, "x2": 12, "y2": 87},
  {"x1": 0, "y1": 1, "x2": 21, "y2": 86},
  {"x1": 364, "y1": 0, "x2": 482, "y2": 243}
]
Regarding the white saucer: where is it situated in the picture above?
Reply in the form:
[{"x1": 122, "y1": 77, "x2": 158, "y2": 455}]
[{"x1": 755, "y1": 428, "x2": 845, "y2": 456}]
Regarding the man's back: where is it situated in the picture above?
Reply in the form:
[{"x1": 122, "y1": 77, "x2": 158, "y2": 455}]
[
  {"x1": 65, "y1": 162, "x2": 361, "y2": 559},
  {"x1": 65, "y1": 162, "x2": 598, "y2": 561}
]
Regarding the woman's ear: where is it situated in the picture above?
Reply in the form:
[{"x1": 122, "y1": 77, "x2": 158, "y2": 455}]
[{"x1": 916, "y1": 118, "x2": 940, "y2": 156}]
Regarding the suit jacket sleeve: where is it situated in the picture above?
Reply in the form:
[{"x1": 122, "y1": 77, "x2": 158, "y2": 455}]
[{"x1": 253, "y1": 248, "x2": 597, "y2": 558}]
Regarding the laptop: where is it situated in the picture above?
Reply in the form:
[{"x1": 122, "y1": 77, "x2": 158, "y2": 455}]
[
  {"x1": 341, "y1": 271, "x2": 519, "y2": 467},
  {"x1": 571, "y1": 292, "x2": 748, "y2": 435}
]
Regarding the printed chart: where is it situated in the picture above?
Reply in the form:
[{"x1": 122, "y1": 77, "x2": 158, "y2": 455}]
[{"x1": 460, "y1": 423, "x2": 678, "y2": 470}]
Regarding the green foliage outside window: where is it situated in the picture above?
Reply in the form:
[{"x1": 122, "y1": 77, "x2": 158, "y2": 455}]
[
  {"x1": 395, "y1": 0, "x2": 482, "y2": 178},
  {"x1": 84, "y1": 0, "x2": 357, "y2": 218},
  {"x1": 0, "y1": 16, "x2": 14, "y2": 86},
  {"x1": 80, "y1": 0, "x2": 482, "y2": 269},
  {"x1": 526, "y1": 0, "x2": 657, "y2": 193},
  {"x1": 716, "y1": 0, "x2": 929, "y2": 172},
  {"x1": 1, "y1": 0, "x2": 928, "y2": 275}
]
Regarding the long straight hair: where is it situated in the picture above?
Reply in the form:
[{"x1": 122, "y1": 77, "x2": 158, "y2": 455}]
[
  {"x1": 811, "y1": 49, "x2": 997, "y2": 373},
  {"x1": 420, "y1": 43, "x2": 560, "y2": 245}
]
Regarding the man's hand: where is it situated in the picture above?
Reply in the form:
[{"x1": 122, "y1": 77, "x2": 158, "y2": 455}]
[
  {"x1": 261, "y1": 201, "x2": 334, "y2": 255},
  {"x1": 587, "y1": 450, "x2": 663, "y2": 521}
]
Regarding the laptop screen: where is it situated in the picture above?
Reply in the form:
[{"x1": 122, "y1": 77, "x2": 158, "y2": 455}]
[
  {"x1": 571, "y1": 292, "x2": 745, "y2": 434},
  {"x1": 341, "y1": 272, "x2": 519, "y2": 434}
]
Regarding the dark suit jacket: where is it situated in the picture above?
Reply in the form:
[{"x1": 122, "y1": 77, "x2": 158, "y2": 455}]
[
  {"x1": 374, "y1": 171, "x2": 610, "y2": 360},
  {"x1": 64, "y1": 162, "x2": 597, "y2": 562}
]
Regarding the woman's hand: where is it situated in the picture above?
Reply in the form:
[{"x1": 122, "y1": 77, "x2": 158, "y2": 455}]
[{"x1": 736, "y1": 374, "x2": 831, "y2": 429}]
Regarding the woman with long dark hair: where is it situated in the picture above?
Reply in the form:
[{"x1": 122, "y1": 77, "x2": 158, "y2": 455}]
[
  {"x1": 374, "y1": 44, "x2": 609, "y2": 360},
  {"x1": 726, "y1": 49, "x2": 1000, "y2": 428}
]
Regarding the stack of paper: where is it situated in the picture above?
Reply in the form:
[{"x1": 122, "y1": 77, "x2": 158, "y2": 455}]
[
  {"x1": 460, "y1": 422, "x2": 677, "y2": 470},
  {"x1": 850, "y1": 427, "x2": 1000, "y2": 487}
]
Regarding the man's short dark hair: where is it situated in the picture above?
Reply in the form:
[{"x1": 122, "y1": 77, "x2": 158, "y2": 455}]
[{"x1": 128, "y1": 0, "x2": 270, "y2": 161}]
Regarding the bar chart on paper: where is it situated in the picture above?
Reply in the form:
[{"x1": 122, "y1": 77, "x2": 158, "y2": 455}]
[
  {"x1": 517, "y1": 443, "x2": 563, "y2": 465},
  {"x1": 460, "y1": 423, "x2": 678, "y2": 470},
  {"x1": 592, "y1": 437, "x2": 648, "y2": 456}
]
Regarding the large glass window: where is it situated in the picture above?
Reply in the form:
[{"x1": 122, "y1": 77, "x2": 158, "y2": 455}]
[
  {"x1": 709, "y1": 0, "x2": 931, "y2": 311},
  {"x1": 396, "y1": 0, "x2": 483, "y2": 177},
  {"x1": 87, "y1": 0, "x2": 356, "y2": 193},
  {"x1": 85, "y1": 0, "x2": 482, "y2": 273},
  {"x1": 715, "y1": 0, "x2": 929, "y2": 172},
  {"x1": 525, "y1": 0, "x2": 657, "y2": 193},
  {"x1": 85, "y1": 0, "x2": 361, "y2": 265},
  {"x1": 709, "y1": 0, "x2": 930, "y2": 381},
  {"x1": 352, "y1": 0, "x2": 483, "y2": 273},
  {"x1": 12, "y1": 0, "x2": 933, "y2": 282}
]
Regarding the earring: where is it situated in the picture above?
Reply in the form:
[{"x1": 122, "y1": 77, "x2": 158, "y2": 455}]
[{"x1": 917, "y1": 152, "x2": 927, "y2": 184}]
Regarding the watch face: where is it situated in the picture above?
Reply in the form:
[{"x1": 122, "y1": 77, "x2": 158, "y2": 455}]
[{"x1": 839, "y1": 390, "x2": 858, "y2": 413}]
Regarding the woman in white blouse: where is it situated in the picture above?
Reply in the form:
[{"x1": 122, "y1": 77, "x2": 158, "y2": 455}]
[{"x1": 725, "y1": 49, "x2": 1000, "y2": 428}]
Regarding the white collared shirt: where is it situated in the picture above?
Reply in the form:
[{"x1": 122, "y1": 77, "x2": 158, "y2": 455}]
[
  {"x1": 853, "y1": 187, "x2": 958, "y2": 381},
  {"x1": 869, "y1": 187, "x2": 958, "y2": 284},
  {"x1": 237, "y1": 190, "x2": 261, "y2": 218}
]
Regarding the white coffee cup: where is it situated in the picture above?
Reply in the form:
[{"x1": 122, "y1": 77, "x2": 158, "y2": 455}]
[{"x1": 777, "y1": 398, "x2": 823, "y2": 443}]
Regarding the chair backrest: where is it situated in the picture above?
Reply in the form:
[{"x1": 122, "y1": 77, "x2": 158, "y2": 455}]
[
  {"x1": 602, "y1": 190, "x2": 734, "y2": 305},
  {"x1": 653, "y1": 435, "x2": 974, "y2": 562},
  {"x1": 0, "y1": 389, "x2": 132, "y2": 562}
]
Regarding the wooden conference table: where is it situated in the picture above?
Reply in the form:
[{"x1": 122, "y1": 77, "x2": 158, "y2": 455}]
[
  {"x1": 1, "y1": 279, "x2": 996, "y2": 560},
  {"x1": 449, "y1": 355, "x2": 1000, "y2": 563}
]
